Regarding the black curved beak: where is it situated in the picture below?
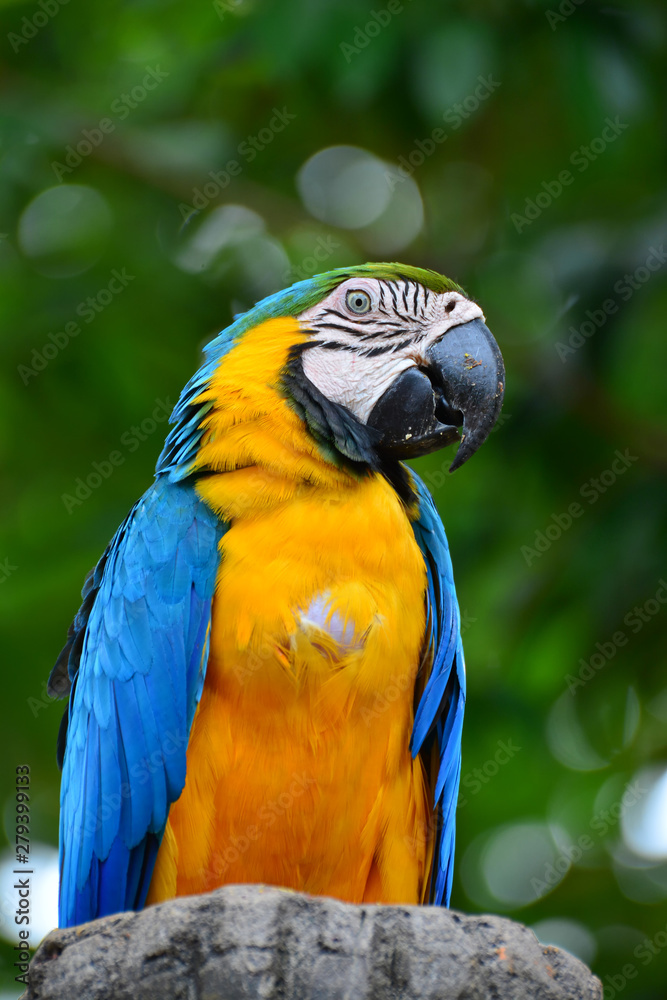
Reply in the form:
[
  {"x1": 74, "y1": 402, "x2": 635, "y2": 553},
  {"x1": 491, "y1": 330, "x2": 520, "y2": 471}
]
[{"x1": 367, "y1": 318, "x2": 505, "y2": 472}]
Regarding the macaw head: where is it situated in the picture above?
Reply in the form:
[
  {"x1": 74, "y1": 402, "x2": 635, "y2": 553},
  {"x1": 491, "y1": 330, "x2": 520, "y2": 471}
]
[
  {"x1": 289, "y1": 265, "x2": 504, "y2": 472},
  {"x1": 157, "y1": 263, "x2": 504, "y2": 482}
]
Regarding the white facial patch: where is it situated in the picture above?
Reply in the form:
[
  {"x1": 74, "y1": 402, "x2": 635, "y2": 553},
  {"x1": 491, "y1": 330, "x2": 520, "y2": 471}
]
[{"x1": 297, "y1": 277, "x2": 484, "y2": 423}]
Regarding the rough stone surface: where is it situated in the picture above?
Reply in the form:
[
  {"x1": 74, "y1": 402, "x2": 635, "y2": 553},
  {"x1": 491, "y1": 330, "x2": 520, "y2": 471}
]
[{"x1": 24, "y1": 884, "x2": 602, "y2": 1000}]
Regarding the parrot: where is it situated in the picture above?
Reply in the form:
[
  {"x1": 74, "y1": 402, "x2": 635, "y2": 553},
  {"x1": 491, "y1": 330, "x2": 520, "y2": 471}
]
[{"x1": 49, "y1": 262, "x2": 505, "y2": 929}]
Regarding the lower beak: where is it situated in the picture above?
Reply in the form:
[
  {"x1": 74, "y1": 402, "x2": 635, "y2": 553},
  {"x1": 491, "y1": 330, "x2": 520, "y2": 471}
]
[{"x1": 366, "y1": 317, "x2": 505, "y2": 471}]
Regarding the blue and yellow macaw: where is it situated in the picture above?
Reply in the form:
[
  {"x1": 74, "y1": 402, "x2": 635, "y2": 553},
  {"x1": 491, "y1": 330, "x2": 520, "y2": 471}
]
[{"x1": 50, "y1": 263, "x2": 504, "y2": 928}]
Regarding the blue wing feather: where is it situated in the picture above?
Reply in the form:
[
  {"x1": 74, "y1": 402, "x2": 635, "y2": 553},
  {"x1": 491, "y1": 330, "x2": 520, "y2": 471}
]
[
  {"x1": 54, "y1": 477, "x2": 225, "y2": 927},
  {"x1": 409, "y1": 472, "x2": 466, "y2": 907}
]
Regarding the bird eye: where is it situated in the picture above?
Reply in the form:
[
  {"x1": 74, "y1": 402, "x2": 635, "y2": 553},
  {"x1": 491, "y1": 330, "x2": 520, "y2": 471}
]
[
  {"x1": 445, "y1": 299, "x2": 457, "y2": 314},
  {"x1": 345, "y1": 289, "x2": 372, "y2": 314}
]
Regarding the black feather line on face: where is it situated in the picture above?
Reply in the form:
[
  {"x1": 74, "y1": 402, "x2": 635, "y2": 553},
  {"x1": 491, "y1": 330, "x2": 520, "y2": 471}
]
[
  {"x1": 359, "y1": 344, "x2": 397, "y2": 358},
  {"x1": 315, "y1": 340, "x2": 359, "y2": 352},
  {"x1": 312, "y1": 339, "x2": 401, "y2": 357},
  {"x1": 279, "y1": 345, "x2": 417, "y2": 505},
  {"x1": 313, "y1": 322, "x2": 365, "y2": 336},
  {"x1": 321, "y1": 309, "x2": 383, "y2": 326},
  {"x1": 356, "y1": 326, "x2": 411, "y2": 341}
]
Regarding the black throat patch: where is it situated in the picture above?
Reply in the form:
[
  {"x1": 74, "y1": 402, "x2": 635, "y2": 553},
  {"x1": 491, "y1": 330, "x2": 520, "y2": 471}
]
[{"x1": 280, "y1": 344, "x2": 417, "y2": 506}]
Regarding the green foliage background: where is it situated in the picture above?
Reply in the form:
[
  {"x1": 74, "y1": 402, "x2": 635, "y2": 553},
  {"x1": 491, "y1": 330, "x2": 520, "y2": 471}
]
[{"x1": 1, "y1": 0, "x2": 666, "y2": 995}]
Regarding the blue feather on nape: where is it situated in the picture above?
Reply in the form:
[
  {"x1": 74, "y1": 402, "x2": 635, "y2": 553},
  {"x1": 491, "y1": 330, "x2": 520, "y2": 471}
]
[{"x1": 409, "y1": 473, "x2": 466, "y2": 907}]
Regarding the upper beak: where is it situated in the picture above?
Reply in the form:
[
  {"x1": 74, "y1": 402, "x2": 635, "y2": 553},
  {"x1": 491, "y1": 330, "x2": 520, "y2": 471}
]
[{"x1": 366, "y1": 317, "x2": 505, "y2": 471}]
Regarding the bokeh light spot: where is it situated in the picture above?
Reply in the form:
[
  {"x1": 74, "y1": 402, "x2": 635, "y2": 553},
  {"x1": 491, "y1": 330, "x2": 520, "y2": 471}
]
[
  {"x1": 18, "y1": 185, "x2": 112, "y2": 278},
  {"x1": 297, "y1": 146, "x2": 390, "y2": 230},
  {"x1": 546, "y1": 691, "x2": 610, "y2": 772},
  {"x1": 531, "y1": 917, "x2": 597, "y2": 966},
  {"x1": 482, "y1": 822, "x2": 567, "y2": 907},
  {"x1": 462, "y1": 821, "x2": 569, "y2": 910},
  {"x1": 174, "y1": 204, "x2": 289, "y2": 299},
  {"x1": 359, "y1": 168, "x2": 423, "y2": 254},
  {"x1": 622, "y1": 765, "x2": 667, "y2": 861}
]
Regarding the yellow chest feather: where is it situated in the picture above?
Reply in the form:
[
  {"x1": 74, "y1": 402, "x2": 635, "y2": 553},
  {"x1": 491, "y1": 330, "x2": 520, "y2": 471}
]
[{"x1": 147, "y1": 318, "x2": 432, "y2": 905}]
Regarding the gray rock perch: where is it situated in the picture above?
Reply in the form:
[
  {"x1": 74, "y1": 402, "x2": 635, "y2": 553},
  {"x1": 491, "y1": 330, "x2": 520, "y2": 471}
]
[{"x1": 24, "y1": 884, "x2": 602, "y2": 1000}]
